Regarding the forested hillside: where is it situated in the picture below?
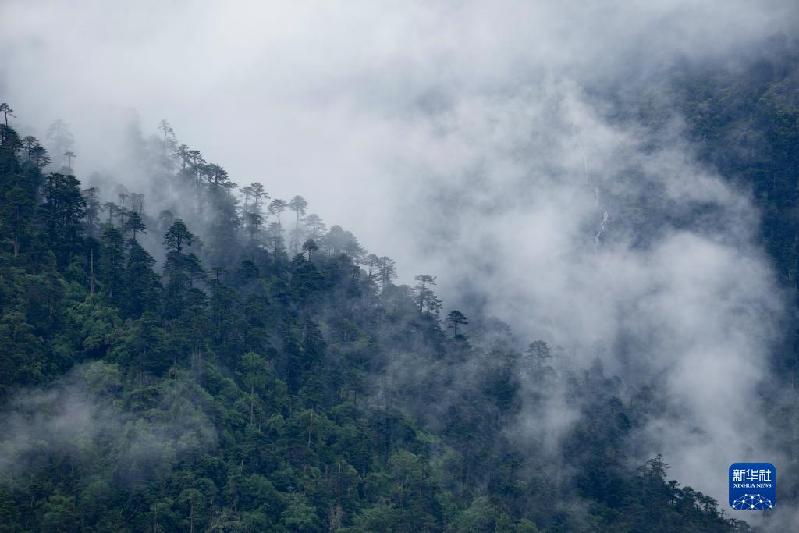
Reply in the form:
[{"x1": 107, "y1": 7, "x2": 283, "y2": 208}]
[
  {"x1": 661, "y1": 43, "x2": 799, "y2": 508},
  {"x1": 0, "y1": 93, "x2": 756, "y2": 533}
]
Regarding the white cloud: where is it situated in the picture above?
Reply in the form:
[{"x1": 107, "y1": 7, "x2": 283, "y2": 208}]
[{"x1": 1, "y1": 0, "x2": 796, "y2": 520}]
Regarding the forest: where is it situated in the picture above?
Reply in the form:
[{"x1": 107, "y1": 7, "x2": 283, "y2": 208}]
[{"x1": 1, "y1": 18, "x2": 799, "y2": 533}]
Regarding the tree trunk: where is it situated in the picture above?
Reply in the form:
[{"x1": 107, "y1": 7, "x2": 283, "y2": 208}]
[
  {"x1": 189, "y1": 500, "x2": 194, "y2": 533},
  {"x1": 89, "y1": 248, "x2": 95, "y2": 294},
  {"x1": 250, "y1": 383, "x2": 255, "y2": 425},
  {"x1": 13, "y1": 205, "x2": 20, "y2": 257}
]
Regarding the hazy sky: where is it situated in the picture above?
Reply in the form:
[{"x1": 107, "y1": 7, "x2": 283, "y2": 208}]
[
  {"x1": 2, "y1": 0, "x2": 796, "y2": 267},
  {"x1": 2, "y1": 0, "x2": 798, "y2": 518}
]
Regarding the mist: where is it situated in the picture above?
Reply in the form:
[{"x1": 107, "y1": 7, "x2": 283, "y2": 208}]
[
  {"x1": 2, "y1": 0, "x2": 798, "y2": 527},
  {"x1": 0, "y1": 362, "x2": 216, "y2": 484},
  {"x1": 3, "y1": 0, "x2": 797, "y2": 266}
]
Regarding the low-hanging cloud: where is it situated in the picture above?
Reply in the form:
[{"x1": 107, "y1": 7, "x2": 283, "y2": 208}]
[
  {"x1": 2, "y1": 0, "x2": 797, "y2": 525},
  {"x1": 0, "y1": 362, "x2": 217, "y2": 484},
  {"x1": 380, "y1": 81, "x2": 785, "y2": 517},
  {"x1": 1, "y1": 0, "x2": 796, "y2": 261}
]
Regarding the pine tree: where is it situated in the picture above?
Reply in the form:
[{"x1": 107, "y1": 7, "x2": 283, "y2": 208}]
[{"x1": 40, "y1": 173, "x2": 87, "y2": 266}]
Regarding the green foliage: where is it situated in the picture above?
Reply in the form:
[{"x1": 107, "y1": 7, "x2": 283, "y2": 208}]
[
  {"x1": 40, "y1": 172, "x2": 86, "y2": 266},
  {"x1": 0, "y1": 105, "x2": 754, "y2": 532}
]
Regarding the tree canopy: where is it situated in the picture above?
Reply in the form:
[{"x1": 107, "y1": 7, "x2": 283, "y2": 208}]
[{"x1": 0, "y1": 87, "x2": 781, "y2": 532}]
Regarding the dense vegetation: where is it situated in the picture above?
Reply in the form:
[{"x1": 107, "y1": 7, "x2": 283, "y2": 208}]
[
  {"x1": 664, "y1": 41, "x2": 799, "y2": 507},
  {"x1": 5, "y1": 39, "x2": 798, "y2": 531}
]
